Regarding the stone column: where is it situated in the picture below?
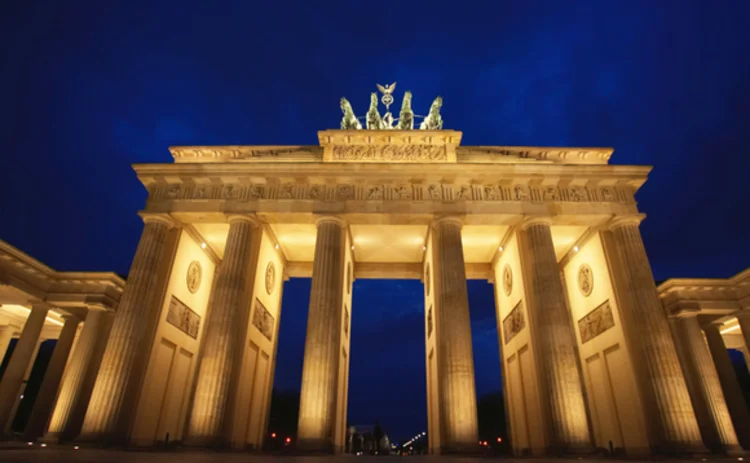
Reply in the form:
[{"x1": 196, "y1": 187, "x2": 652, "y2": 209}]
[
  {"x1": 430, "y1": 217, "x2": 479, "y2": 453},
  {"x1": 671, "y1": 313, "x2": 740, "y2": 453},
  {"x1": 0, "y1": 324, "x2": 17, "y2": 366},
  {"x1": 187, "y1": 215, "x2": 259, "y2": 446},
  {"x1": 0, "y1": 303, "x2": 48, "y2": 432},
  {"x1": 703, "y1": 324, "x2": 750, "y2": 449},
  {"x1": 79, "y1": 214, "x2": 174, "y2": 442},
  {"x1": 601, "y1": 218, "x2": 704, "y2": 453},
  {"x1": 297, "y1": 217, "x2": 347, "y2": 451},
  {"x1": 44, "y1": 310, "x2": 114, "y2": 442},
  {"x1": 25, "y1": 315, "x2": 81, "y2": 440},
  {"x1": 518, "y1": 218, "x2": 591, "y2": 454}
]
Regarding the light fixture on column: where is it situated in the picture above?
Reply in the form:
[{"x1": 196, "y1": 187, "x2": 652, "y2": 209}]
[
  {"x1": 498, "y1": 246, "x2": 503, "y2": 252},
  {"x1": 573, "y1": 245, "x2": 579, "y2": 252},
  {"x1": 201, "y1": 242, "x2": 207, "y2": 249},
  {"x1": 274, "y1": 243, "x2": 279, "y2": 250},
  {"x1": 351, "y1": 245, "x2": 354, "y2": 251}
]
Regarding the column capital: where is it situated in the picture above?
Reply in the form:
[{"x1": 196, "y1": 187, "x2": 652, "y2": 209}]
[
  {"x1": 671, "y1": 304, "x2": 701, "y2": 318},
  {"x1": 227, "y1": 214, "x2": 262, "y2": 227},
  {"x1": 314, "y1": 215, "x2": 347, "y2": 228},
  {"x1": 138, "y1": 212, "x2": 177, "y2": 228},
  {"x1": 702, "y1": 322, "x2": 723, "y2": 334},
  {"x1": 430, "y1": 215, "x2": 463, "y2": 229},
  {"x1": 28, "y1": 301, "x2": 51, "y2": 311},
  {"x1": 606, "y1": 214, "x2": 646, "y2": 230},
  {"x1": 518, "y1": 215, "x2": 552, "y2": 230}
]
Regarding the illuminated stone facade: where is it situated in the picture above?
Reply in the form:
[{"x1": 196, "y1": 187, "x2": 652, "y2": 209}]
[{"x1": 1, "y1": 126, "x2": 749, "y2": 457}]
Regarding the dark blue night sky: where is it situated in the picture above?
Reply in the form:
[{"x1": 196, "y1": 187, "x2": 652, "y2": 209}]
[{"x1": 1, "y1": 0, "x2": 749, "y2": 444}]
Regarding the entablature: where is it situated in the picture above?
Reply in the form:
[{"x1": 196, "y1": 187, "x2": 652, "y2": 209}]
[
  {"x1": 0, "y1": 240, "x2": 125, "y2": 313},
  {"x1": 134, "y1": 162, "x2": 647, "y2": 218}
]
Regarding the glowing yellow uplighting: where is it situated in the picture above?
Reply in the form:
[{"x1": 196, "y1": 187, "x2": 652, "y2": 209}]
[{"x1": 720, "y1": 323, "x2": 741, "y2": 335}]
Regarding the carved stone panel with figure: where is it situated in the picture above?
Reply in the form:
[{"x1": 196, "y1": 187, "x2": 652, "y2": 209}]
[
  {"x1": 252, "y1": 298, "x2": 275, "y2": 341},
  {"x1": 166, "y1": 296, "x2": 201, "y2": 339},
  {"x1": 578, "y1": 300, "x2": 615, "y2": 344},
  {"x1": 502, "y1": 301, "x2": 525, "y2": 344}
]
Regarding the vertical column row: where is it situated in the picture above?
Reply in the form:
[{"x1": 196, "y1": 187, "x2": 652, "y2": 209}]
[
  {"x1": 24, "y1": 315, "x2": 81, "y2": 440},
  {"x1": 518, "y1": 219, "x2": 591, "y2": 454},
  {"x1": 187, "y1": 215, "x2": 259, "y2": 446},
  {"x1": 602, "y1": 218, "x2": 704, "y2": 452},
  {"x1": 671, "y1": 313, "x2": 740, "y2": 453},
  {"x1": 429, "y1": 217, "x2": 479, "y2": 453},
  {"x1": 0, "y1": 303, "x2": 49, "y2": 433},
  {"x1": 297, "y1": 217, "x2": 347, "y2": 451},
  {"x1": 45, "y1": 310, "x2": 115, "y2": 442},
  {"x1": 79, "y1": 214, "x2": 175, "y2": 442},
  {"x1": 702, "y1": 325, "x2": 750, "y2": 449}
]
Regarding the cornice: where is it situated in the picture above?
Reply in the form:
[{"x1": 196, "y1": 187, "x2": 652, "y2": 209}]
[
  {"x1": 0, "y1": 240, "x2": 125, "y2": 311},
  {"x1": 167, "y1": 142, "x2": 614, "y2": 165}
]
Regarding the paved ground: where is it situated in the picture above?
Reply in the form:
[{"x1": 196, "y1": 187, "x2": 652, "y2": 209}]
[{"x1": 0, "y1": 447, "x2": 745, "y2": 463}]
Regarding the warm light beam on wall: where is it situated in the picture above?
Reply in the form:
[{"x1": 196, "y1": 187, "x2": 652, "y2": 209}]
[{"x1": 720, "y1": 324, "x2": 741, "y2": 335}]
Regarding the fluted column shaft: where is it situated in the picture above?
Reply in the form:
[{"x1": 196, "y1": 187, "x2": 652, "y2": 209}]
[
  {"x1": 187, "y1": 216, "x2": 257, "y2": 445},
  {"x1": 25, "y1": 316, "x2": 81, "y2": 440},
  {"x1": 79, "y1": 216, "x2": 173, "y2": 441},
  {"x1": 602, "y1": 220, "x2": 703, "y2": 452},
  {"x1": 297, "y1": 218, "x2": 346, "y2": 450},
  {"x1": 431, "y1": 217, "x2": 479, "y2": 453},
  {"x1": 0, "y1": 304, "x2": 48, "y2": 432},
  {"x1": 703, "y1": 324, "x2": 750, "y2": 449},
  {"x1": 0, "y1": 324, "x2": 16, "y2": 367},
  {"x1": 45, "y1": 310, "x2": 114, "y2": 441},
  {"x1": 519, "y1": 221, "x2": 591, "y2": 453},
  {"x1": 672, "y1": 316, "x2": 739, "y2": 452}
]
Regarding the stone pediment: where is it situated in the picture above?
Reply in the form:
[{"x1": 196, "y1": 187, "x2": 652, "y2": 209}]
[{"x1": 168, "y1": 130, "x2": 613, "y2": 165}]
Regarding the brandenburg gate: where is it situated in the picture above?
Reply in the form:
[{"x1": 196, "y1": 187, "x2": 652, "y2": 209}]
[{"x1": 7, "y1": 86, "x2": 747, "y2": 456}]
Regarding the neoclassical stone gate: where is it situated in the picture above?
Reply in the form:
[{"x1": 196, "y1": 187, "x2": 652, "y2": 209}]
[
  {"x1": 66, "y1": 121, "x2": 706, "y2": 455},
  {"x1": 1, "y1": 89, "x2": 748, "y2": 457},
  {"x1": 16, "y1": 87, "x2": 745, "y2": 456}
]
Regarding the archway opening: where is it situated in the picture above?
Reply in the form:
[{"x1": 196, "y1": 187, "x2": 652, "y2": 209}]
[{"x1": 266, "y1": 277, "x2": 506, "y2": 455}]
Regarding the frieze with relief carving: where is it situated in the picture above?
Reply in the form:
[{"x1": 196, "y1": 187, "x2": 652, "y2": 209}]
[
  {"x1": 578, "y1": 300, "x2": 615, "y2": 343},
  {"x1": 166, "y1": 296, "x2": 201, "y2": 339},
  {"x1": 252, "y1": 299, "x2": 274, "y2": 341},
  {"x1": 332, "y1": 144, "x2": 447, "y2": 162},
  {"x1": 503, "y1": 301, "x2": 525, "y2": 344},
  {"x1": 150, "y1": 181, "x2": 634, "y2": 205}
]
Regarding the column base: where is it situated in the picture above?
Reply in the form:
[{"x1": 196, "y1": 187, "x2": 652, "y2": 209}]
[
  {"x1": 544, "y1": 442, "x2": 596, "y2": 457},
  {"x1": 294, "y1": 437, "x2": 334, "y2": 453}
]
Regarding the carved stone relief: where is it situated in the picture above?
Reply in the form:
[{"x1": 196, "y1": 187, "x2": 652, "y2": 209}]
[
  {"x1": 252, "y1": 298, "x2": 274, "y2": 341},
  {"x1": 154, "y1": 180, "x2": 633, "y2": 204},
  {"x1": 502, "y1": 264, "x2": 513, "y2": 296},
  {"x1": 513, "y1": 185, "x2": 529, "y2": 200},
  {"x1": 578, "y1": 300, "x2": 615, "y2": 343},
  {"x1": 502, "y1": 300, "x2": 525, "y2": 344},
  {"x1": 265, "y1": 261, "x2": 275, "y2": 295},
  {"x1": 186, "y1": 261, "x2": 202, "y2": 294},
  {"x1": 337, "y1": 184, "x2": 354, "y2": 200},
  {"x1": 331, "y1": 144, "x2": 447, "y2": 162},
  {"x1": 167, "y1": 296, "x2": 201, "y2": 339},
  {"x1": 578, "y1": 263, "x2": 593, "y2": 297}
]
